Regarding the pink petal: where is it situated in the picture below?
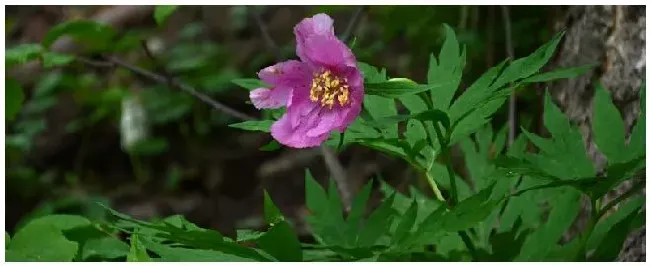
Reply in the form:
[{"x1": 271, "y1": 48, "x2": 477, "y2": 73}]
[
  {"x1": 301, "y1": 35, "x2": 356, "y2": 69},
  {"x1": 258, "y1": 60, "x2": 311, "y2": 87},
  {"x1": 249, "y1": 87, "x2": 291, "y2": 109},
  {"x1": 271, "y1": 112, "x2": 329, "y2": 148},
  {"x1": 294, "y1": 14, "x2": 335, "y2": 62}
]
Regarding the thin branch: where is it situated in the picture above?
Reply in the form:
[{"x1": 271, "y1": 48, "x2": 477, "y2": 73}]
[
  {"x1": 103, "y1": 55, "x2": 255, "y2": 121},
  {"x1": 320, "y1": 146, "x2": 352, "y2": 211},
  {"x1": 501, "y1": 5, "x2": 516, "y2": 147},
  {"x1": 340, "y1": 6, "x2": 367, "y2": 43},
  {"x1": 252, "y1": 7, "x2": 283, "y2": 61}
]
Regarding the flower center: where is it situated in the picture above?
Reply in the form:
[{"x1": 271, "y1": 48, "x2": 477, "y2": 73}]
[{"x1": 309, "y1": 70, "x2": 350, "y2": 109}]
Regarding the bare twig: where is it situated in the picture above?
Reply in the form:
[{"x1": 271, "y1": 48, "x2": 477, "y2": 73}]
[
  {"x1": 103, "y1": 55, "x2": 255, "y2": 121},
  {"x1": 340, "y1": 6, "x2": 367, "y2": 43},
  {"x1": 11, "y1": 6, "x2": 154, "y2": 86},
  {"x1": 251, "y1": 7, "x2": 283, "y2": 60},
  {"x1": 320, "y1": 146, "x2": 352, "y2": 211},
  {"x1": 501, "y1": 5, "x2": 516, "y2": 147}
]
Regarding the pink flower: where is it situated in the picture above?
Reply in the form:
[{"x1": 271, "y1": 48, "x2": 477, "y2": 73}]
[{"x1": 250, "y1": 14, "x2": 364, "y2": 148}]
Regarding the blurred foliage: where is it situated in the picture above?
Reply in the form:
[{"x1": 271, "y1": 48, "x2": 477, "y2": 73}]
[{"x1": 3, "y1": 5, "x2": 644, "y2": 262}]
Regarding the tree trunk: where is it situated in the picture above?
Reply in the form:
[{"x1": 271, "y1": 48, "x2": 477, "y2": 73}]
[{"x1": 547, "y1": 5, "x2": 645, "y2": 262}]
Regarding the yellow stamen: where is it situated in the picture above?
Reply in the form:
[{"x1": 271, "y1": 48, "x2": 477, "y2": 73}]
[{"x1": 309, "y1": 70, "x2": 351, "y2": 109}]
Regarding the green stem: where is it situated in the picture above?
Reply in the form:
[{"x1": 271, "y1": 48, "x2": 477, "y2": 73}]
[
  {"x1": 432, "y1": 122, "x2": 457, "y2": 206},
  {"x1": 458, "y1": 231, "x2": 478, "y2": 261}
]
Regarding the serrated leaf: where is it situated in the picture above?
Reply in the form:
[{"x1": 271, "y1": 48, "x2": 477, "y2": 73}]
[
  {"x1": 519, "y1": 92, "x2": 595, "y2": 179},
  {"x1": 450, "y1": 96, "x2": 507, "y2": 144},
  {"x1": 366, "y1": 109, "x2": 451, "y2": 131},
  {"x1": 592, "y1": 82, "x2": 627, "y2": 163},
  {"x1": 5, "y1": 78, "x2": 25, "y2": 121},
  {"x1": 392, "y1": 199, "x2": 418, "y2": 244},
  {"x1": 516, "y1": 187, "x2": 581, "y2": 261},
  {"x1": 364, "y1": 95, "x2": 397, "y2": 138},
  {"x1": 304, "y1": 170, "x2": 346, "y2": 246},
  {"x1": 357, "y1": 193, "x2": 396, "y2": 247},
  {"x1": 449, "y1": 60, "x2": 508, "y2": 123},
  {"x1": 490, "y1": 31, "x2": 564, "y2": 89},
  {"x1": 229, "y1": 120, "x2": 274, "y2": 132},
  {"x1": 42, "y1": 20, "x2": 116, "y2": 51},
  {"x1": 5, "y1": 43, "x2": 43, "y2": 68},
  {"x1": 231, "y1": 78, "x2": 270, "y2": 91},
  {"x1": 154, "y1": 6, "x2": 179, "y2": 26},
  {"x1": 344, "y1": 180, "x2": 373, "y2": 246},
  {"x1": 522, "y1": 64, "x2": 595, "y2": 83},
  {"x1": 429, "y1": 24, "x2": 465, "y2": 111},
  {"x1": 257, "y1": 222, "x2": 303, "y2": 261},
  {"x1": 366, "y1": 78, "x2": 445, "y2": 98},
  {"x1": 127, "y1": 234, "x2": 151, "y2": 262}
]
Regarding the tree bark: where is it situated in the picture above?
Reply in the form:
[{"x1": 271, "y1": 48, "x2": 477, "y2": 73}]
[{"x1": 547, "y1": 5, "x2": 645, "y2": 262}]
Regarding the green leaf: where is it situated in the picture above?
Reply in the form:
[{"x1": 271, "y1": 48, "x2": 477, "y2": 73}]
[
  {"x1": 229, "y1": 120, "x2": 274, "y2": 133},
  {"x1": 592, "y1": 82, "x2": 627, "y2": 164},
  {"x1": 358, "y1": 62, "x2": 388, "y2": 83},
  {"x1": 6, "y1": 216, "x2": 80, "y2": 262},
  {"x1": 260, "y1": 140, "x2": 281, "y2": 151},
  {"x1": 127, "y1": 234, "x2": 151, "y2": 262},
  {"x1": 520, "y1": 91, "x2": 595, "y2": 179},
  {"x1": 516, "y1": 187, "x2": 582, "y2": 261},
  {"x1": 257, "y1": 222, "x2": 303, "y2": 261},
  {"x1": 448, "y1": 60, "x2": 508, "y2": 123},
  {"x1": 428, "y1": 24, "x2": 465, "y2": 111},
  {"x1": 357, "y1": 193, "x2": 396, "y2": 247},
  {"x1": 305, "y1": 169, "x2": 329, "y2": 216},
  {"x1": 587, "y1": 196, "x2": 645, "y2": 251},
  {"x1": 236, "y1": 230, "x2": 265, "y2": 242},
  {"x1": 522, "y1": 64, "x2": 596, "y2": 83},
  {"x1": 366, "y1": 78, "x2": 445, "y2": 98},
  {"x1": 231, "y1": 78, "x2": 270, "y2": 91},
  {"x1": 81, "y1": 237, "x2": 130, "y2": 261},
  {"x1": 154, "y1": 6, "x2": 179, "y2": 26},
  {"x1": 392, "y1": 199, "x2": 418, "y2": 244},
  {"x1": 450, "y1": 96, "x2": 507, "y2": 144},
  {"x1": 491, "y1": 31, "x2": 564, "y2": 89},
  {"x1": 263, "y1": 191, "x2": 284, "y2": 225},
  {"x1": 304, "y1": 170, "x2": 346, "y2": 246},
  {"x1": 5, "y1": 43, "x2": 43, "y2": 68},
  {"x1": 364, "y1": 95, "x2": 398, "y2": 138},
  {"x1": 5, "y1": 231, "x2": 10, "y2": 246},
  {"x1": 590, "y1": 203, "x2": 643, "y2": 261},
  {"x1": 344, "y1": 180, "x2": 373, "y2": 246},
  {"x1": 42, "y1": 20, "x2": 116, "y2": 51},
  {"x1": 366, "y1": 109, "x2": 451, "y2": 131},
  {"x1": 140, "y1": 237, "x2": 257, "y2": 262},
  {"x1": 41, "y1": 52, "x2": 75, "y2": 68},
  {"x1": 19, "y1": 214, "x2": 91, "y2": 232},
  {"x1": 5, "y1": 77, "x2": 25, "y2": 121}
]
